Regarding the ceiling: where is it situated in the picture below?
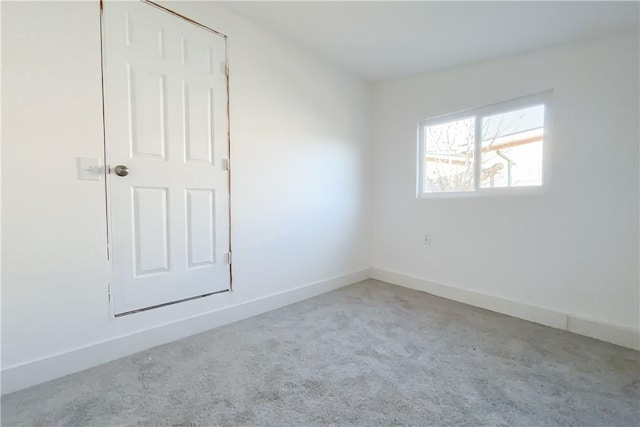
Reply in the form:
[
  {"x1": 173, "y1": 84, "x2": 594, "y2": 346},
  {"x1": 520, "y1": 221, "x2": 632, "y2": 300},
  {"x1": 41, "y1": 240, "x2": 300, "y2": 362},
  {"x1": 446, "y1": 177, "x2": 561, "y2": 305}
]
[{"x1": 220, "y1": 1, "x2": 640, "y2": 81}]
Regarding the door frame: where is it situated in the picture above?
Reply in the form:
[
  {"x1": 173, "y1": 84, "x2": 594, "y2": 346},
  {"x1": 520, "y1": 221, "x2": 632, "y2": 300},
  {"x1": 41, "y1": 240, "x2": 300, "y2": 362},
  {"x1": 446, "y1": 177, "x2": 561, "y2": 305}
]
[{"x1": 99, "y1": 0, "x2": 233, "y2": 318}]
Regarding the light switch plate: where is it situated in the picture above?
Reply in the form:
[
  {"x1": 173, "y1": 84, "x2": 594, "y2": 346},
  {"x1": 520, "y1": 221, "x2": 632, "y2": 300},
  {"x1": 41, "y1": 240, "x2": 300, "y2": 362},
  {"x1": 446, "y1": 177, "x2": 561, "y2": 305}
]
[{"x1": 77, "y1": 157, "x2": 103, "y2": 181}]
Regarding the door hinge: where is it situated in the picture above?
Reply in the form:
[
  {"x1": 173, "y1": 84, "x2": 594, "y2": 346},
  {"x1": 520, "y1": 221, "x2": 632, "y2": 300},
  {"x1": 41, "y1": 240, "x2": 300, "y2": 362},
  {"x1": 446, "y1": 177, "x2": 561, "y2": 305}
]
[
  {"x1": 221, "y1": 158, "x2": 230, "y2": 171},
  {"x1": 225, "y1": 252, "x2": 232, "y2": 265}
]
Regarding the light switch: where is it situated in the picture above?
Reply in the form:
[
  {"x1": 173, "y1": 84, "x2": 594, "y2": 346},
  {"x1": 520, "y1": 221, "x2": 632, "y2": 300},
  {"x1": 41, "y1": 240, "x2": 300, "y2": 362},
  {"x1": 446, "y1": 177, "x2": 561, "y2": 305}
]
[{"x1": 77, "y1": 157, "x2": 103, "y2": 181}]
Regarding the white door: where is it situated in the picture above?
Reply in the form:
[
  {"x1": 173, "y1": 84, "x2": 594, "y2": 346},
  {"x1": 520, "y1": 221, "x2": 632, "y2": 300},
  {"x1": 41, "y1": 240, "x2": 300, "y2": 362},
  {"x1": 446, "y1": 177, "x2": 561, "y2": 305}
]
[{"x1": 102, "y1": 0, "x2": 230, "y2": 315}]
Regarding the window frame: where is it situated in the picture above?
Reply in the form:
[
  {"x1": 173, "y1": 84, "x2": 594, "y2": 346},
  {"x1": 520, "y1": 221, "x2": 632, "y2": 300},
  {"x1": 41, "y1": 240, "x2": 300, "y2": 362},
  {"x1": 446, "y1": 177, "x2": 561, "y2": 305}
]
[{"x1": 417, "y1": 90, "x2": 553, "y2": 198}]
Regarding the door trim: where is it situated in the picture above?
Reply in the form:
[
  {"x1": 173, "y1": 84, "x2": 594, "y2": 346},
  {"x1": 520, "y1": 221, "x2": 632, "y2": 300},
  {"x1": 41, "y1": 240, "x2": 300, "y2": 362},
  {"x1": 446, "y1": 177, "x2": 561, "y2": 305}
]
[
  {"x1": 99, "y1": 0, "x2": 233, "y2": 318},
  {"x1": 140, "y1": 0, "x2": 228, "y2": 38},
  {"x1": 114, "y1": 289, "x2": 230, "y2": 318}
]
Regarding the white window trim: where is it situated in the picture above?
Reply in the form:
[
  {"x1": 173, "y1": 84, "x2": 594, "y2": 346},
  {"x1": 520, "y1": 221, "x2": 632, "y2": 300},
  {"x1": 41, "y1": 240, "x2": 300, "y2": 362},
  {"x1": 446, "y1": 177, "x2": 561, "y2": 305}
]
[{"x1": 417, "y1": 90, "x2": 553, "y2": 198}]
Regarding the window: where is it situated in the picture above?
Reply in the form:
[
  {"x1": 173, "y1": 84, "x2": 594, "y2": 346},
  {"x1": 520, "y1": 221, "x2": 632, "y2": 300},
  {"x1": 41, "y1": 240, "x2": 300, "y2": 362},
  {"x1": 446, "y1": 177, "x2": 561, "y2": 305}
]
[{"x1": 418, "y1": 92, "x2": 550, "y2": 196}]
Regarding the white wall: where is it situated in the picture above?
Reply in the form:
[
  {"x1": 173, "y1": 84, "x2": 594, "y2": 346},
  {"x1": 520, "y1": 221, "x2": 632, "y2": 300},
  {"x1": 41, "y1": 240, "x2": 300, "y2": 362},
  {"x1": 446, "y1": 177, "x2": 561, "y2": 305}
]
[
  {"x1": 372, "y1": 33, "x2": 639, "y2": 334},
  {"x1": 1, "y1": 1, "x2": 370, "y2": 393}
]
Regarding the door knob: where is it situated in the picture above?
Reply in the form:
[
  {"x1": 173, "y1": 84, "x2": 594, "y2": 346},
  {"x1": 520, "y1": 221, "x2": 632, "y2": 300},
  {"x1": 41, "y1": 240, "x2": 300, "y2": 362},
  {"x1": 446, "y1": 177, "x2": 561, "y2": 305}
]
[{"x1": 113, "y1": 165, "x2": 129, "y2": 177}]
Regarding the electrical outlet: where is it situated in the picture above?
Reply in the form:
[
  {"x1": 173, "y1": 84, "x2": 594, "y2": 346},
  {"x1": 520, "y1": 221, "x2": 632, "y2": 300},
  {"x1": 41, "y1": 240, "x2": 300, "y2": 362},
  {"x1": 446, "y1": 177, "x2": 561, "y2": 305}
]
[{"x1": 423, "y1": 233, "x2": 432, "y2": 246}]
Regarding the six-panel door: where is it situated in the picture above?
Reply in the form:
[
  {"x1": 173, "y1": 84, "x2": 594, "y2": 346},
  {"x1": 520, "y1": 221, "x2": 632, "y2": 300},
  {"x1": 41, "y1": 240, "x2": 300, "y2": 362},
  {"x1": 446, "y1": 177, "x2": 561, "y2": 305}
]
[{"x1": 102, "y1": 1, "x2": 230, "y2": 315}]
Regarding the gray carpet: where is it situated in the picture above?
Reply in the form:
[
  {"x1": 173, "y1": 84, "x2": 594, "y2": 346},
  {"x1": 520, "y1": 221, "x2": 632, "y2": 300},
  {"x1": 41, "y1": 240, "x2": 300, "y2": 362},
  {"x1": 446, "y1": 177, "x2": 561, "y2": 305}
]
[{"x1": 2, "y1": 279, "x2": 639, "y2": 426}]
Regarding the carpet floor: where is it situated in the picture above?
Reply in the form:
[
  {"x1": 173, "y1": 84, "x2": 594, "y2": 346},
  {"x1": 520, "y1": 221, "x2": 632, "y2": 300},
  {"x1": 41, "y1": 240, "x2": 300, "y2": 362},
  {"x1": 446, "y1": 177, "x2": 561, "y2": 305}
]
[{"x1": 2, "y1": 279, "x2": 639, "y2": 426}]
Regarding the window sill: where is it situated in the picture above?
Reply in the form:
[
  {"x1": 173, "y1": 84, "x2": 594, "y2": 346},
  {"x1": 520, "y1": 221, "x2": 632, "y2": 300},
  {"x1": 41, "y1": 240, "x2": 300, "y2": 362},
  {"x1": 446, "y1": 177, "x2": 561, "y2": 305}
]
[{"x1": 418, "y1": 185, "x2": 546, "y2": 199}]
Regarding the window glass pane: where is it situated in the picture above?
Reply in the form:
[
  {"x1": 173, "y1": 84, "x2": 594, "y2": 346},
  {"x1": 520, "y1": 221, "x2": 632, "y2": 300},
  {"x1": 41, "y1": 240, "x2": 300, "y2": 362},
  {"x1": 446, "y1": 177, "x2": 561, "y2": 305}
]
[
  {"x1": 480, "y1": 105, "x2": 544, "y2": 188},
  {"x1": 424, "y1": 117, "x2": 475, "y2": 193}
]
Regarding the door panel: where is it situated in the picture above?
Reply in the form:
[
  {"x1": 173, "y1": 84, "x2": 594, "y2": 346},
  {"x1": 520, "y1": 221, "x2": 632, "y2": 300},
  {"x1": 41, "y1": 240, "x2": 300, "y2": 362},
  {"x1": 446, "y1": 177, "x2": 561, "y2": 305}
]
[
  {"x1": 132, "y1": 186, "x2": 170, "y2": 276},
  {"x1": 102, "y1": 0, "x2": 230, "y2": 315},
  {"x1": 127, "y1": 65, "x2": 167, "y2": 159},
  {"x1": 186, "y1": 188, "x2": 216, "y2": 268},
  {"x1": 183, "y1": 82, "x2": 214, "y2": 164}
]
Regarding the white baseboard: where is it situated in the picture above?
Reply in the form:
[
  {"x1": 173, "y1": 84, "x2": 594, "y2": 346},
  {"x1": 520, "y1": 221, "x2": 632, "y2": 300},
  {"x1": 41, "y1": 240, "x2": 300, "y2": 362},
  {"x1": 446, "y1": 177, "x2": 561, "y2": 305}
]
[
  {"x1": 3, "y1": 267, "x2": 636, "y2": 395},
  {"x1": 1, "y1": 268, "x2": 371, "y2": 395},
  {"x1": 371, "y1": 268, "x2": 639, "y2": 351}
]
